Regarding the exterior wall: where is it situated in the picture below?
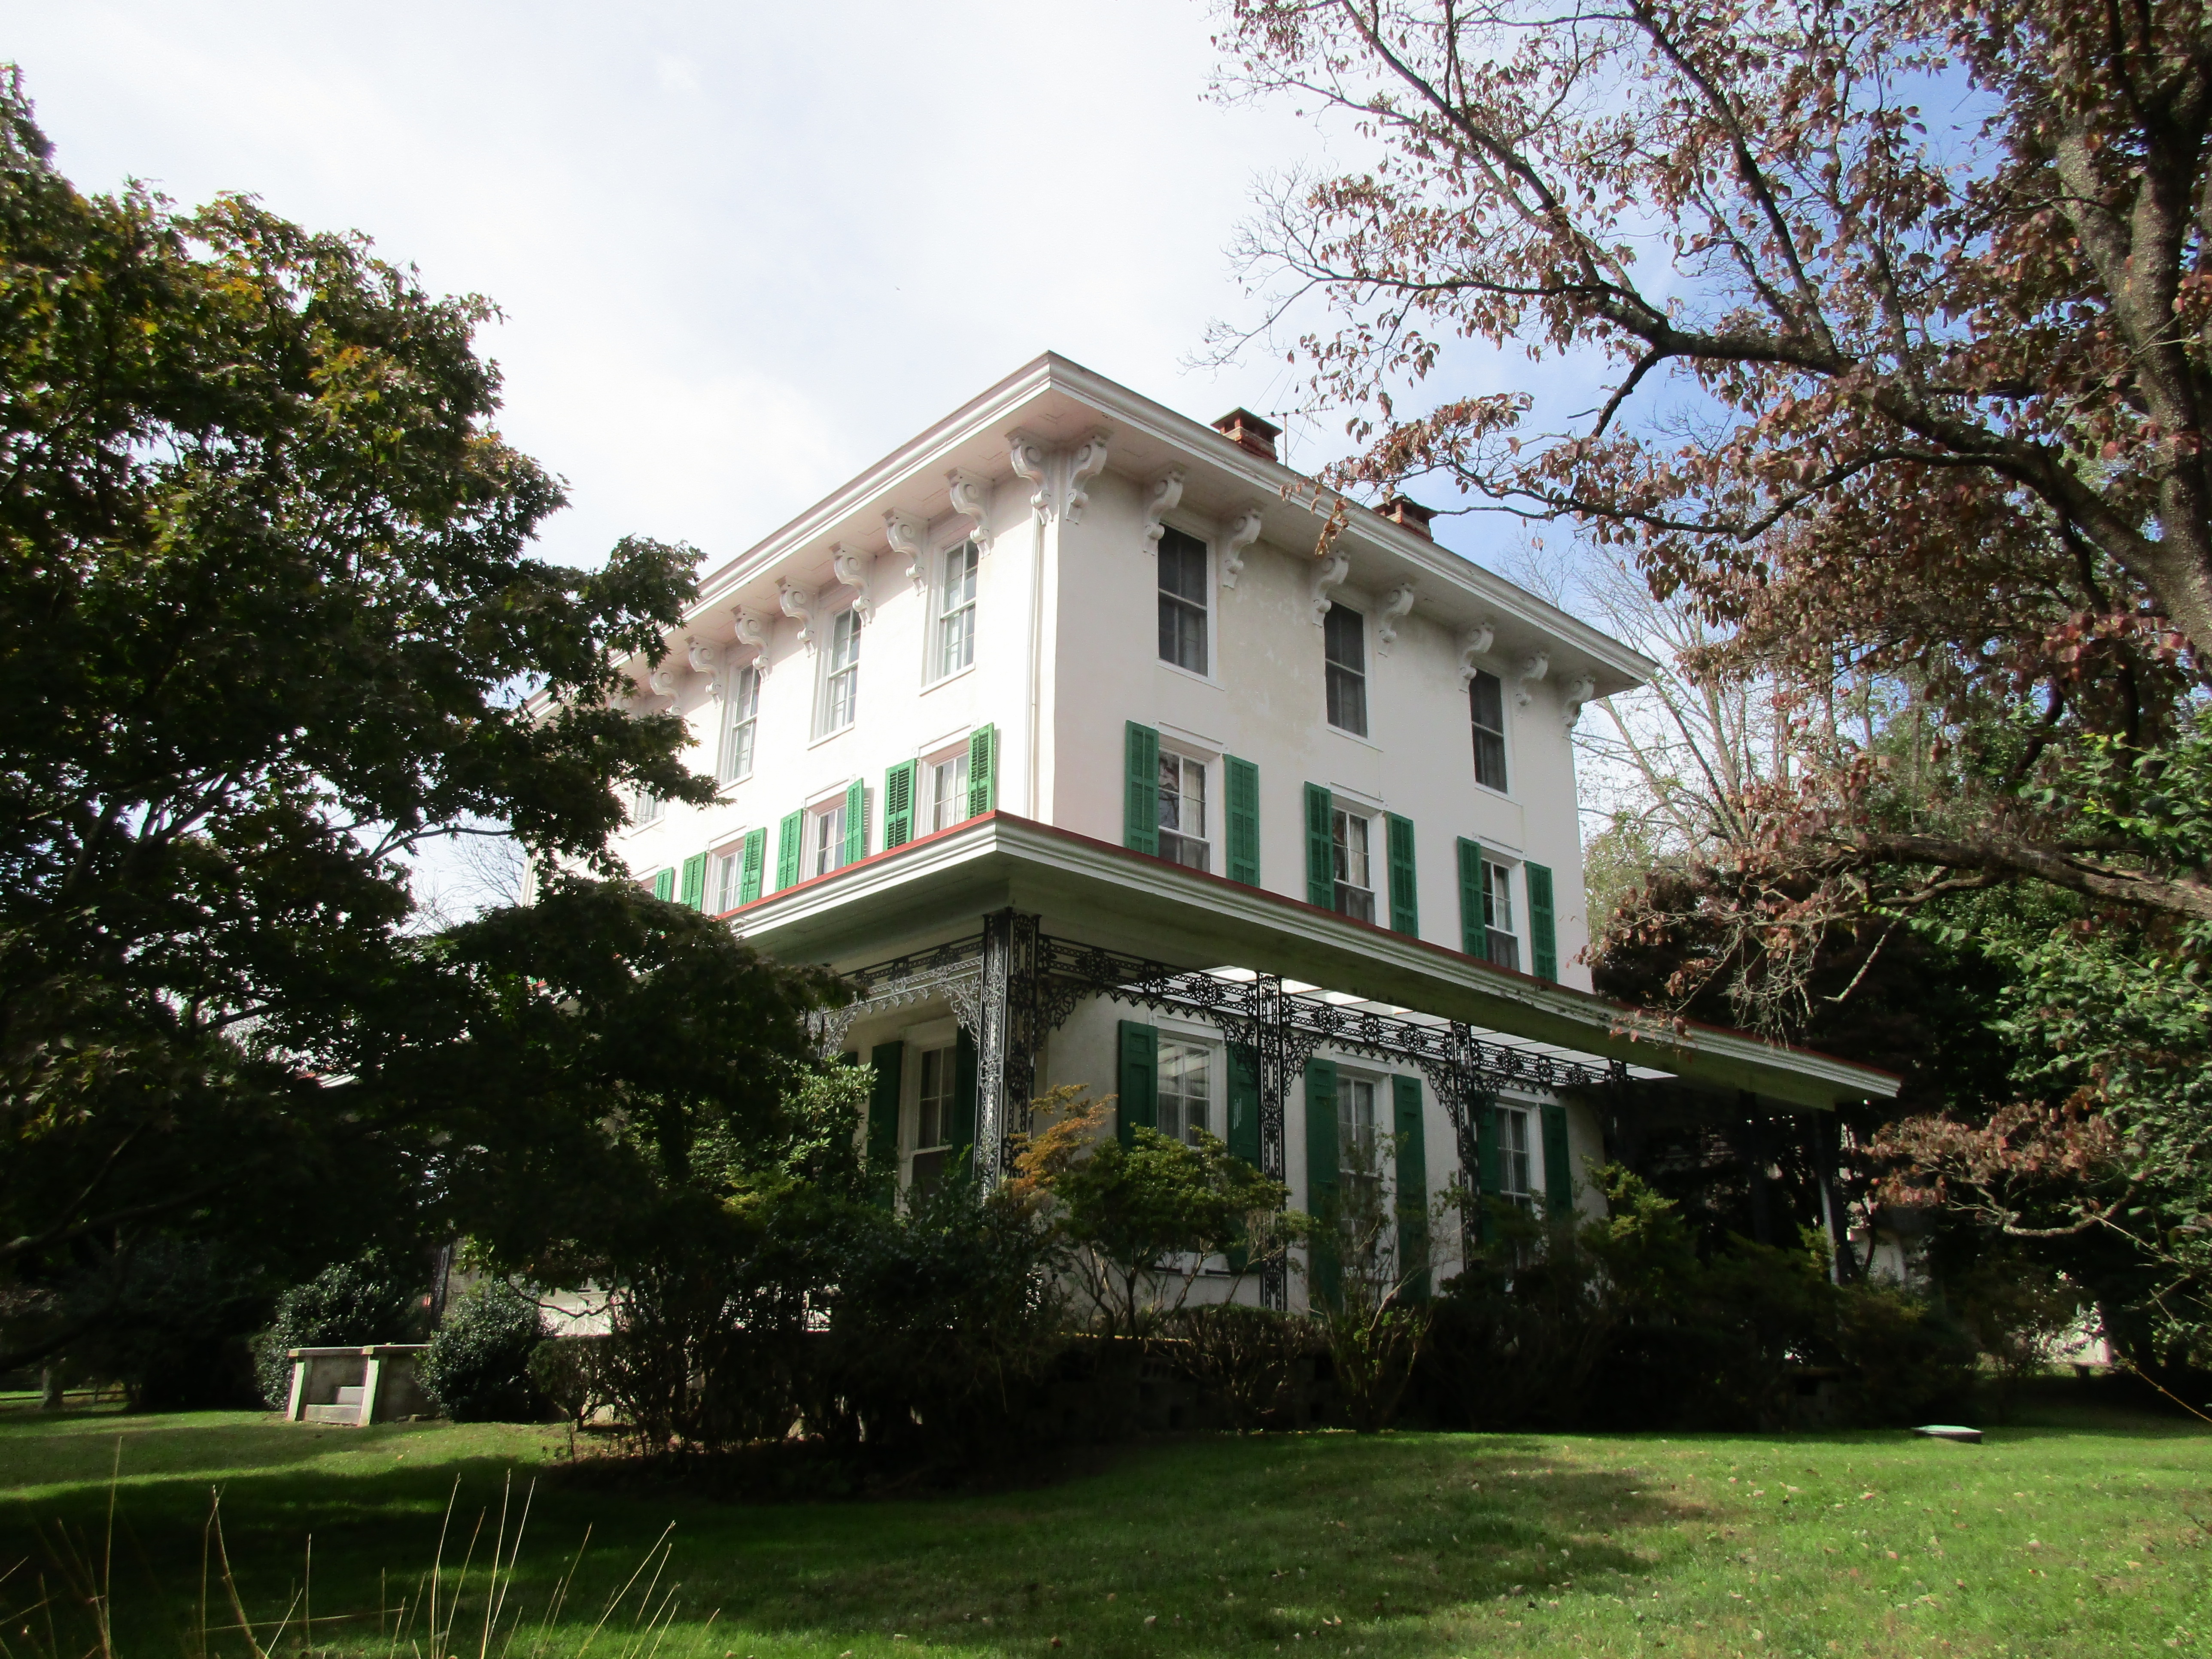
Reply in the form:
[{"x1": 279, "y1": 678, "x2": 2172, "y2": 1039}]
[
  {"x1": 616, "y1": 477, "x2": 1034, "y2": 902},
  {"x1": 1050, "y1": 472, "x2": 1595, "y2": 989}
]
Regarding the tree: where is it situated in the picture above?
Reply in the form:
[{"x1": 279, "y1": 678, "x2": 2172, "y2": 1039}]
[
  {"x1": 0, "y1": 72, "x2": 713, "y2": 1371},
  {"x1": 1213, "y1": 0, "x2": 2209, "y2": 916},
  {"x1": 1013, "y1": 1091, "x2": 1296, "y2": 1339}
]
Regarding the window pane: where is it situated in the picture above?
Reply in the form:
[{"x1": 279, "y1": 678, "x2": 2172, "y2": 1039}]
[
  {"x1": 930, "y1": 754, "x2": 970, "y2": 832},
  {"x1": 918, "y1": 1046, "x2": 953, "y2": 1151},
  {"x1": 1470, "y1": 669, "x2": 1504, "y2": 732},
  {"x1": 1158, "y1": 529, "x2": 1208, "y2": 602},
  {"x1": 1159, "y1": 1038, "x2": 1210, "y2": 1143},
  {"x1": 1471, "y1": 671, "x2": 1507, "y2": 790},
  {"x1": 1324, "y1": 605, "x2": 1365, "y2": 672},
  {"x1": 1158, "y1": 530, "x2": 1208, "y2": 674},
  {"x1": 937, "y1": 544, "x2": 978, "y2": 678},
  {"x1": 814, "y1": 805, "x2": 844, "y2": 876}
]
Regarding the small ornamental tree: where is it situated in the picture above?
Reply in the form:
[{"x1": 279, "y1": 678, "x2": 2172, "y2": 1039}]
[{"x1": 1013, "y1": 1089, "x2": 1298, "y2": 1339}]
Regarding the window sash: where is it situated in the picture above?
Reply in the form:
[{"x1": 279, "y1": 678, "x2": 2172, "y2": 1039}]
[
  {"x1": 1471, "y1": 670, "x2": 1508, "y2": 791},
  {"x1": 821, "y1": 611, "x2": 861, "y2": 733},
  {"x1": 1501, "y1": 1108, "x2": 1533, "y2": 1198},
  {"x1": 634, "y1": 788, "x2": 664, "y2": 826},
  {"x1": 1157, "y1": 529, "x2": 1209, "y2": 675},
  {"x1": 811, "y1": 804, "x2": 846, "y2": 877},
  {"x1": 936, "y1": 544, "x2": 978, "y2": 678},
  {"x1": 1157, "y1": 753, "x2": 1209, "y2": 869},
  {"x1": 1325, "y1": 606, "x2": 1368, "y2": 735},
  {"x1": 930, "y1": 754, "x2": 971, "y2": 833},
  {"x1": 1337, "y1": 1076, "x2": 1379, "y2": 1179},
  {"x1": 916, "y1": 1045, "x2": 955, "y2": 1152},
  {"x1": 711, "y1": 850, "x2": 740, "y2": 912},
  {"x1": 722, "y1": 666, "x2": 760, "y2": 782},
  {"x1": 1157, "y1": 1038, "x2": 1212, "y2": 1143}
]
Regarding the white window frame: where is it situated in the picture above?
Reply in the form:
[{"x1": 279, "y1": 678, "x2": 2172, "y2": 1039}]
[
  {"x1": 1156, "y1": 1030, "x2": 1218, "y2": 1146},
  {"x1": 814, "y1": 606, "x2": 862, "y2": 740},
  {"x1": 927, "y1": 538, "x2": 980, "y2": 686},
  {"x1": 1323, "y1": 602, "x2": 1369, "y2": 737},
  {"x1": 708, "y1": 836, "x2": 748, "y2": 913},
  {"x1": 1157, "y1": 749, "x2": 1211, "y2": 872},
  {"x1": 810, "y1": 799, "x2": 848, "y2": 879},
  {"x1": 1479, "y1": 848, "x2": 1522, "y2": 972},
  {"x1": 1331, "y1": 802, "x2": 1377, "y2": 924},
  {"x1": 1498, "y1": 1102, "x2": 1536, "y2": 1203},
  {"x1": 1468, "y1": 665, "x2": 1512, "y2": 798},
  {"x1": 631, "y1": 787, "x2": 664, "y2": 829},
  {"x1": 923, "y1": 741, "x2": 972, "y2": 835},
  {"x1": 901, "y1": 1015, "x2": 962, "y2": 1195},
  {"x1": 720, "y1": 663, "x2": 761, "y2": 784},
  {"x1": 1154, "y1": 521, "x2": 1215, "y2": 683}
]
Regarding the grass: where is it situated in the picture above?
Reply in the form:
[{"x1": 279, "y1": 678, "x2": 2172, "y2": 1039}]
[{"x1": 0, "y1": 1387, "x2": 2205, "y2": 1659}]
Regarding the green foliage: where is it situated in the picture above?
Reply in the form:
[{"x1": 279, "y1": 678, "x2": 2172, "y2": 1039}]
[
  {"x1": 418, "y1": 1281, "x2": 543, "y2": 1423},
  {"x1": 250, "y1": 1250, "x2": 425, "y2": 1410},
  {"x1": 1427, "y1": 1168, "x2": 1976, "y2": 1429},
  {"x1": 1163, "y1": 1303, "x2": 1311, "y2": 1432},
  {"x1": 1015, "y1": 1092, "x2": 1296, "y2": 1339},
  {"x1": 0, "y1": 70, "x2": 711, "y2": 1373},
  {"x1": 69, "y1": 1237, "x2": 273, "y2": 1411},
  {"x1": 525, "y1": 1337, "x2": 603, "y2": 1429}
]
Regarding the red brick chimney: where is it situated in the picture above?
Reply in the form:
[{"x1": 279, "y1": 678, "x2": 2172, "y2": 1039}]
[
  {"x1": 1381, "y1": 496, "x2": 1435, "y2": 539},
  {"x1": 1212, "y1": 408, "x2": 1281, "y2": 463}
]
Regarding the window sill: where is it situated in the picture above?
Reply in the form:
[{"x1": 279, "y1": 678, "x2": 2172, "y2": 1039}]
[
  {"x1": 921, "y1": 661, "x2": 978, "y2": 695},
  {"x1": 1156, "y1": 660, "x2": 1223, "y2": 691},
  {"x1": 807, "y1": 723, "x2": 855, "y2": 751},
  {"x1": 1324, "y1": 723, "x2": 1386, "y2": 754},
  {"x1": 1471, "y1": 779, "x2": 1518, "y2": 805}
]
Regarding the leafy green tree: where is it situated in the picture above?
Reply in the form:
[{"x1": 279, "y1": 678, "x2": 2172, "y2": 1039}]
[
  {"x1": 1013, "y1": 1090, "x2": 1296, "y2": 1339},
  {"x1": 0, "y1": 70, "x2": 711, "y2": 1372}
]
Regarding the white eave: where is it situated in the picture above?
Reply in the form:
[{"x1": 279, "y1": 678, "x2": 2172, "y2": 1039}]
[{"x1": 682, "y1": 352, "x2": 1655, "y2": 700}]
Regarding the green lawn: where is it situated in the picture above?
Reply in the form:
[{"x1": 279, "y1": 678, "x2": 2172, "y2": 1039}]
[{"x1": 0, "y1": 1391, "x2": 2204, "y2": 1659}]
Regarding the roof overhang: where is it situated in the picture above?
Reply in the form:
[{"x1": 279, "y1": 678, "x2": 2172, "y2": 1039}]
[{"x1": 726, "y1": 812, "x2": 1899, "y2": 1111}]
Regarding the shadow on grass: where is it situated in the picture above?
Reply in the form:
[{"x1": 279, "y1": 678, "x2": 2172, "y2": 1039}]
[{"x1": 0, "y1": 1424, "x2": 1701, "y2": 1659}]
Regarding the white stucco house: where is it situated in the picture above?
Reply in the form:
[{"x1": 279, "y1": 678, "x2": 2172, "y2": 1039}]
[{"x1": 610, "y1": 354, "x2": 1896, "y2": 1308}]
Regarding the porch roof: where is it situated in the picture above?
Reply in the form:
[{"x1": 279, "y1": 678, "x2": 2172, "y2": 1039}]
[{"x1": 723, "y1": 812, "x2": 1899, "y2": 1112}]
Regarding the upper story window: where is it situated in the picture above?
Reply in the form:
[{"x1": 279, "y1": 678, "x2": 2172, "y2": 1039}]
[
  {"x1": 1470, "y1": 669, "x2": 1508, "y2": 792},
  {"x1": 1324, "y1": 605, "x2": 1367, "y2": 735},
  {"x1": 1158, "y1": 527, "x2": 1208, "y2": 675},
  {"x1": 632, "y1": 787, "x2": 664, "y2": 828},
  {"x1": 1332, "y1": 807, "x2": 1375, "y2": 923},
  {"x1": 1157, "y1": 1036, "x2": 1212, "y2": 1144},
  {"x1": 711, "y1": 842, "x2": 743, "y2": 912},
  {"x1": 1157, "y1": 752, "x2": 1209, "y2": 871},
  {"x1": 811, "y1": 799, "x2": 847, "y2": 878},
  {"x1": 818, "y1": 609, "x2": 861, "y2": 736},
  {"x1": 935, "y1": 541, "x2": 978, "y2": 679},
  {"x1": 928, "y1": 749, "x2": 971, "y2": 833},
  {"x1": 720, "y1": 665, "x2": 760, "y2": 783},
  {"x1": 1483, "y1": 856, "x2": 1520, "y2": 972}
]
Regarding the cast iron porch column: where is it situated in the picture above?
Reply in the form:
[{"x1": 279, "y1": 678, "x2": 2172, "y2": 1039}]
[
  {"x1": 974, "y1": 908, "x2": 1042, "y2": 1185},
  {"x1": 1251, "y1": 972, "x2": 1292, "y2": 1311}
]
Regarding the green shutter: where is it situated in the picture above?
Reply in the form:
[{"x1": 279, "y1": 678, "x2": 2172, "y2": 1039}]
[
  {"x1": 738, "y1": 826, "x2": 766, "y2": 904},
  {"x1": 1542, "y1": 1102, "x2": 1574, "y2": 1218},
  {"x1": 883, "y1": 760, "x2": 916, "y2": 849},
  {"x1": 1304, "y1": 1059, "x2": 1341, "y2": 1305},
  {"x1": 1304, "y1": 784, "x2": 1334, "y2": 908},
  {"x1": 678, "y1": 851, "x2": 707, "y2": 911},
  {"x1": 867, "y1": 1042, "x2": 903, "y2": 1206},
  {"x1": 844, "y1": 778, "x2": 867, "y2": 866},
  {"x1": 1527, "y1": 862, "x2": 1558, "y2": 981},
  {"x1": 1386, "y1": 813, "x2": 1418, "y2": 935},
  {"x1": 1227, "y1": 1043, "x2": 1261, "y2": 1168},
  {"x1": 775, "y1": 811, "x2": 802, "y2": 890},
  {"x1": 1225, "y1": 756, "x2": 1260, "y2": 885},
  {"x1": 1457, "y1": 837, "x2": 1484, "y2": 956},
  {"x1": 953, "y1": 1027, "x2": 979, "y2": 1176},
  {"x1": 966, "y1": 723, "x2": 997, "y2": 817},
  {"x1": 1474, "y1": 1098, "x2": 1502, "y2": 1245},
  {"x1": 1124, "y1": 723, "x2": 1160, "y2": 854},
  {"x1": 650, "y1": 867, "x2": 675, "y2": 902},
  {"x1": 1394, "y1": 1075, "x2": 1429, "y2": 1300},
  {"x1": 1117, "y1": 1020, "x2": 1159, "y2": 1149}
]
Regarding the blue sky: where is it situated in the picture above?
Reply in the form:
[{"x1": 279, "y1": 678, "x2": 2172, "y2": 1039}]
[{"x1": 9, "y1": 0, "x2": 1354, "y2": 572}]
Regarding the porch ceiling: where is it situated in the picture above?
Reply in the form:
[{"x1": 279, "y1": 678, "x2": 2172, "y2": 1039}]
[{"x1": 723, "y1": 812, "x2": 1900, "y2": 1112}]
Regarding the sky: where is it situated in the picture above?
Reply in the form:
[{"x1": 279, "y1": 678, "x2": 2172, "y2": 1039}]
[{"x1": 7, "y1": 0, "x2": 1357, "y2": 575}]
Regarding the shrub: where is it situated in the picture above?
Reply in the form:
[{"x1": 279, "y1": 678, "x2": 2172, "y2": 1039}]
[
  {"x1": 419, "y1": 1281, "x2": 543, "y2": 1421},
  {"x1": 251, "y1": 1250, "x2": 425, "y2": 1409},
  {"x1": 1165, "y1": 1304, "x2": 1309, "y2": 1431},
  {"x1": 527, "y1": 1335, "x2": 605, "y2": 1428}
]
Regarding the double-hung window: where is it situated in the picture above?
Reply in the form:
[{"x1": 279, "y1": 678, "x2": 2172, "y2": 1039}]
[
  {"x1": 912, "y1": 1044, "x2": 957, "y2": 1195},
  {"x1": 928, "y1": 750, "x2": 971, "y2": 833},
  {"x1": 1324, "y1": 605, "x2": 1367, "y2": 735},
  {"x1": 1158, "y1": 527, "x2": 1208, "y2": 675},
  {"x1": 1470, "y1": 669, "x2": 1508, "y2": 792},
  {"x1": 720, "y1": 665, "x2": 760, "y2": 783},
  {"x1": 1157, "y1": 1037, "x2": 1212, "y2": 1144},
  {"x1": 811, "y1": 801, "x2": 847, "y2": 879},
  {"x1": 633, "y1": 787, "x2": 664, "y2": 827},
  {"x1": 1337, "y1": 1073, "x2": 1381, "y2": 1198},
  {"x1": 819, "y1": 608, "x2": 861, "y2": 735},
  {"x1": 1498, "y1": 1106, "x2": 1534, "y2": 1203},
  {"x1": 1332, "y1": 808, "x2": 1376, "y2": 923},
  {"x1": 1483, "y1": 857, "x2": 1520, "y2": 971},
  {"x1": 1157, "y1": 752, "x2": 1209, "y2": 871},
  {"x1": 935, "y1": 541, "x2": 978, "y2": 679},
  {"x1": 711, "y1": 845, "x2": 743, "y2": 912}
]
